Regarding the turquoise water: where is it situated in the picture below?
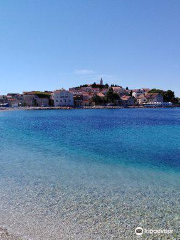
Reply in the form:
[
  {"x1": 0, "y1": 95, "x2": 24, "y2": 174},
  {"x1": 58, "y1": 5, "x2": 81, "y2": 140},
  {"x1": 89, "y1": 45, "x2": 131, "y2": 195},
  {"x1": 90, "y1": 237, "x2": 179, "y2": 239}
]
[{"x1": 0, "y1": 109, "x2": 180, "y2": 239}]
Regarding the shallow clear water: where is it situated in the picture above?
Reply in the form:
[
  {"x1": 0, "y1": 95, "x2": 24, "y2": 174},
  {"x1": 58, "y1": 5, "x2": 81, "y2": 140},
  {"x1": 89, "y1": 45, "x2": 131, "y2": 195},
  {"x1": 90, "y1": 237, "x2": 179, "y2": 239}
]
[{"x1": 0, "y1": 109, "x2": 180, "y2": 239}]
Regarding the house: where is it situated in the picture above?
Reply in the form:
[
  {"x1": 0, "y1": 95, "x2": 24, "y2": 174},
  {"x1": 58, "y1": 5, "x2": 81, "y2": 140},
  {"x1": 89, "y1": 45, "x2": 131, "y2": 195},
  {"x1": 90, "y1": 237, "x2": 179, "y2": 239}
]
[
  {"x1": 81, "y1": 86, "x2": 93, "y2": 93},
  {"x1": 36, "y1": 98, "x2": 49, "y2": 107},
  {"x1": 53, "y1": 89, "x2": 74, "y2": 107},
  {"x1": 136, "y1": 93, "x2": 163, "y2": 105},
  {"x1": 121, "y1": 95, "x2": 135, "y2": 106},
  {"x1": 101, "y1": 88, "x2": 109, "y2": 94},
  {"x1": 137, "y1": 94, "x2": 148, "y2": 105},
  {"x1": 7, "y1": 98, "x2": 20, "y2": 107},
  {"x1": 23, "y1": 91, "x2": 50, "y2": 107},
  {"x1": 145, "y1": 93, "x2": 163, "y2": 103},
  {"x1": 7, "y1": 93, "x2": 24, "y2": 107},
  {"x1": 132, "y1": 88, "x2": 150, "y2": 98},
  {"x1": 112, "y1": 86, "x2": 126, "y2": 96},
  {"x1": 97, "y1": 92, "x2": 105, "y2": 98},
  {"x1": 132, "y1": 89, "x2": 148, "y2": 98},
  {"x1": 91, "y1": 88, "x2": 101, "y2": 94},
  {"x1": 82, "y1": 93, "x2": 91, "y2": 106},
  {"x1": 73, "y1": 94, "x2": 83, "y2": 106},
  {"x1": 23, "y1": 92, "x2": 34, "y2": 106}
]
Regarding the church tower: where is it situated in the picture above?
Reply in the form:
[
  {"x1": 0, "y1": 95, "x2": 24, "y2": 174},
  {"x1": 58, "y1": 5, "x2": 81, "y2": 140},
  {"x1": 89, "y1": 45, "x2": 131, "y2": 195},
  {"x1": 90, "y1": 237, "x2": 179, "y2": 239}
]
[{"x1": 100, "y1": 78, "x2": 103, "y2": 85}]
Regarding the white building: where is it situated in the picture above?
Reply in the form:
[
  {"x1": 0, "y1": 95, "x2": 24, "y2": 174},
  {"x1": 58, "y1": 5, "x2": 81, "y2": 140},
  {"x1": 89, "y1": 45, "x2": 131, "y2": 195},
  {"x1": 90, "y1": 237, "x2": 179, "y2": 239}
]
[
  {"x1": 137, "y1": 93, "x2": 164, "y2": 105},
  {"x1": 53, "y1": 89, "x2": 74, "y2": 107},
  {"x1": 132, "y1": 88, "x2": 150, "y2": 98}
]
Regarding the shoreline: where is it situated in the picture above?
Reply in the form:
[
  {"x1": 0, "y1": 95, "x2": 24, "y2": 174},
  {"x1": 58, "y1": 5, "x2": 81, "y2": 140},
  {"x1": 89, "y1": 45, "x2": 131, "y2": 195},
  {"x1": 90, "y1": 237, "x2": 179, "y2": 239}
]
[{"x1": 0, "y1": 105, "x2": 180, "y2": 112}]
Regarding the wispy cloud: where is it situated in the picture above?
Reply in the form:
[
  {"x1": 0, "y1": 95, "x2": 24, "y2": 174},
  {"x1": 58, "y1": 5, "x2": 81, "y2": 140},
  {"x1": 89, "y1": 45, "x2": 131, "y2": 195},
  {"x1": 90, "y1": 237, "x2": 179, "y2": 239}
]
[{"x1": 74, "y1": 69, "x2": 94, "y2": 75}]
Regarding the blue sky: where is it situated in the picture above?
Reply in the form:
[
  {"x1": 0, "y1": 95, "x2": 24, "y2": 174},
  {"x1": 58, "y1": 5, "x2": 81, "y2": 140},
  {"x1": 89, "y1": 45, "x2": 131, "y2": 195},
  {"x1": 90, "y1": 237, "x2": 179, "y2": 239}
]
[{"x1": 0, "y1": 0, "x2": 180, "y2": 96}]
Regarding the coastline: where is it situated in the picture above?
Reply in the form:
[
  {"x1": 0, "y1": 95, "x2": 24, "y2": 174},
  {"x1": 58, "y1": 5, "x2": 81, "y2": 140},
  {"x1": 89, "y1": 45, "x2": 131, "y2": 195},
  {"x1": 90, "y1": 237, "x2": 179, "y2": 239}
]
[{"x1": 0, "y1": 105, "x2": 179, "y2": 112}]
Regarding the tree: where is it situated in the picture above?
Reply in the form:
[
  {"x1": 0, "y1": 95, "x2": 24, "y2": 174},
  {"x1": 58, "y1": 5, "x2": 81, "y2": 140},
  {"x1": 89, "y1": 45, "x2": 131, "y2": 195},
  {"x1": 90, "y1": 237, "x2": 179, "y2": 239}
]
[
  {"x1": 91, "y1": 82, "x2": 97, "y2": 88},
  {"x1": 79, "y1": 84, "x2": 88, "y2": 88},
  {"x1": 105, "y1": 88, "x2": 120, "y2": 104},
  {"x1": 104, "y1": 83, "x2": 109, "y2": 88},
  {"x1": 90, "y1": 95, "x2": 104, "y2": 105},
  {"x1": 149, "y1": 89, "x2": 178, "y2": 103},
  {"x1": 163, "y1": 90, "x2": 175, "y2": 102}
]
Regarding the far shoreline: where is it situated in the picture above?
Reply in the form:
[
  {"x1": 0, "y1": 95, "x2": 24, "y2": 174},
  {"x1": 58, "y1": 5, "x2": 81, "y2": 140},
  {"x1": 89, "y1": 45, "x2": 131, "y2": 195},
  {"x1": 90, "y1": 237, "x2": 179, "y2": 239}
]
[{"x1": 0, "y1": 105, "x2": 180, "y2": 112}]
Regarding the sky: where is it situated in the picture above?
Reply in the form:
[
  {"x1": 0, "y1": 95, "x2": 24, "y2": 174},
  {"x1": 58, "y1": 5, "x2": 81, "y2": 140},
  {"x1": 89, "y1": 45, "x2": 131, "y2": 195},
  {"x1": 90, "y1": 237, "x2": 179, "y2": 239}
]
[{"x1": 0, "y1": 0, "x2": 180, "y2": 96}]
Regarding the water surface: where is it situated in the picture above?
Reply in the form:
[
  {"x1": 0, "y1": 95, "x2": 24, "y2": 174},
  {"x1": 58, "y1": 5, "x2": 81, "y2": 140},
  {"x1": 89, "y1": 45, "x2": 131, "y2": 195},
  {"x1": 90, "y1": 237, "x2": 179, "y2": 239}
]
[{"x1": 0, "y1": 109, "x2": 180, "y2": 239}]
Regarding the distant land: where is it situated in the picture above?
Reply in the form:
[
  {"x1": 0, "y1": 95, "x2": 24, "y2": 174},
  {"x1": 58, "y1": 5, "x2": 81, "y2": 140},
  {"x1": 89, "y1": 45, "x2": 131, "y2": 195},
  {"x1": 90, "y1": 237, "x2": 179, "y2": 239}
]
[{"x1": 0, "y1": 79, "x2": 179, "y2": 109}]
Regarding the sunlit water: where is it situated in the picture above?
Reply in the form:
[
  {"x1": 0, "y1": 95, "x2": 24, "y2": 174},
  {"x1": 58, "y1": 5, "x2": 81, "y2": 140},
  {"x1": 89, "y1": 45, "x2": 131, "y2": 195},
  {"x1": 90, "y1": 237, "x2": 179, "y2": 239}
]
[{"x1": 0, "y1": 109, "x2": 180, "y2": 239}]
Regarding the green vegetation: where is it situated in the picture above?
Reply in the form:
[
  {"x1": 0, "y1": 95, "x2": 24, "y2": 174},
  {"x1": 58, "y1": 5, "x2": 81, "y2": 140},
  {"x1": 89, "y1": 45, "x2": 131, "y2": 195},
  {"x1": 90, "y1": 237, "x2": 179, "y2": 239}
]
[
  {"x1": 33, "y1": 91, "x2": 51, "y2": 99},
  {"x1": 79, "y1": 84, "x2": 88, "y2": 88},
  {"x1": 110, "y1": 84, "x2": 120, "y2": 87},
  {"x1": 90, "y1": 88, "x2": 121, "y2": 105},
  {"x1": 77, "y1": 83, "x2": 109, "y2": 89},
  {"x1": 149, "y1": 89, "x2": 178, "y2": 103},
  {"x1": 91, "y1": 82, "x2": 109, "y2": 89},
  {"x1": 90, "y1": 95, "x2": 105, "y2": 105},
  {"x1": 129, "y1": 90, "x2": 133, "y2": 96},
  {"x1": 104, "y1": 88, "x2": 120, "y2": 104}
]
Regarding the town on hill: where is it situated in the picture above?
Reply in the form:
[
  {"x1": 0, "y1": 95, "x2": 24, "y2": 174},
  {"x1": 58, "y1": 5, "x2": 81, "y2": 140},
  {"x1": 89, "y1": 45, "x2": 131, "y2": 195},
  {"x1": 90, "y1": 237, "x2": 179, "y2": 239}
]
[{"x1": 0, "y1": 78, "x2": 179, "y2": 108}]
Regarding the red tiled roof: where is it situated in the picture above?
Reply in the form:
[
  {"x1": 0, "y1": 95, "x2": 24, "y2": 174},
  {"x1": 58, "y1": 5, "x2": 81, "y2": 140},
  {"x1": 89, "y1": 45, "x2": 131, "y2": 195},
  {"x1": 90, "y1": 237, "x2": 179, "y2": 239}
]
[
  {"x1": 145, "y1": 93, "x2": 160, "y2": 99},
  {"x1": 121, "y1": 95, "x2": 131, "y2": 100}
]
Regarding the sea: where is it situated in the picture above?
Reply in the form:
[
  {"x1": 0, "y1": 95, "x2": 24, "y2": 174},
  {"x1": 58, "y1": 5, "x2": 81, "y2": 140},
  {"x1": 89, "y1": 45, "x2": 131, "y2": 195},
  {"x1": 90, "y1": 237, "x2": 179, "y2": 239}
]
[{"x1": 0, "y1": 108, "x2": 180, "y2": 240}]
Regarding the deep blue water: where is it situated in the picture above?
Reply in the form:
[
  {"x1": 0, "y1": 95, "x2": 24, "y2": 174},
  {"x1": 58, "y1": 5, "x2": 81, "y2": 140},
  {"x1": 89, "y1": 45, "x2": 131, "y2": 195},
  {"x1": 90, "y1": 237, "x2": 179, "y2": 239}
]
[{"x1": 0, "y1": 108, "x2": 180, "y2": 239}]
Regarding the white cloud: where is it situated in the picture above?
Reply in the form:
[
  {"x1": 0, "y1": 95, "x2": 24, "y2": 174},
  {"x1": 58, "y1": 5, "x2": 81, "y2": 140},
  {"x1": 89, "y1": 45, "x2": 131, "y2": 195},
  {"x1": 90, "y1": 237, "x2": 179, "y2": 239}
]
[{"x1": 74, "y1": 69, "x2": 94, "y2": 75}]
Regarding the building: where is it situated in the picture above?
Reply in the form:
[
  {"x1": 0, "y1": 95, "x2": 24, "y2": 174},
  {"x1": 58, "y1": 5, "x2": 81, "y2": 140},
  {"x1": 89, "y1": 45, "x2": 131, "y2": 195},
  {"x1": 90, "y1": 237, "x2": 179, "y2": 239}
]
[
  {"x1": 53, "y1": 89, "x2": 74, "y2": 107},
  {"x1": 73, "y1": 94, "x2": 83, "y2": 106},
  {"x1": 6, "y1": 93, "x2": 24, "y2": 107},
  {"x1": 23, "y1": 91, "x2": 50, "y2": 107},
  {"x1": 91, "y1": 88, "x2": 101, "y2": 94},
  {"x1": 145, "y1": 93, "x2": 163, "y2": 103},
  {"x1": 112, "y1": 86, "x2": 126, "y2": 96},
  {"x1": 101, "y1": 88, "x2": 109, "y2": 94},
  {"x1": 36, "y1": 98, "x2": 49, "y2": 107},
  {"x1": 136, "y1": 93, "x2": 163, "y2": 105},
  {"x1": 137, "y1": 94, "x2": 148, "y2": 105},
  {"x1": 100, "y1": 78, "x2": 103, "y2": 85},
  {"x1": 97, "y1": 92, "x2": 105, "y2": 98},
  {"x1": 132, "y1": 89, "x2": 150, "y2": 98},
  {"x1": 81, "y1": 86, "x2": 93, "y2": 93},
  {"x1": 23, "y1": 92, "x2": 35, "y2": 106},
  {"x1": 82, "y1": 93, "x2": 92, "y2": 106},
  {"x1": 121, "y1": 95, "x2": 135, "y2": 106}
]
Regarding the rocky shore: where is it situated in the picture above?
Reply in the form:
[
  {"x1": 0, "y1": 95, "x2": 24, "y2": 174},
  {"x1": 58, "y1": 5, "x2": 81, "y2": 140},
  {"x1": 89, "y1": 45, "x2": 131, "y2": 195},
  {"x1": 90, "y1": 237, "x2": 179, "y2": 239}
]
[{"x1": 0, "y1": 105, "x2": 179, "y2": 112}]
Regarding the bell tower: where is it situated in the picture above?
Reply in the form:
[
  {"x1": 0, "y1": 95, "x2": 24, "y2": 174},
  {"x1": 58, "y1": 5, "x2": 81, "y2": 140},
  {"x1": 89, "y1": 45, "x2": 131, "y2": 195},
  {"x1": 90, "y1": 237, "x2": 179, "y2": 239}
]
[{"x1": 100, "y1": 78, "x2": 103, "y2": 85}]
